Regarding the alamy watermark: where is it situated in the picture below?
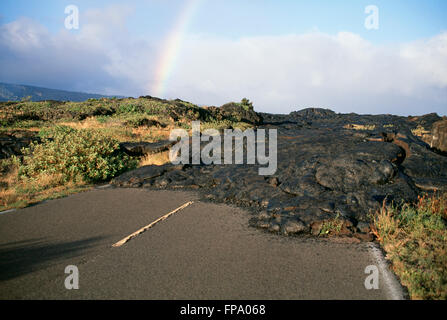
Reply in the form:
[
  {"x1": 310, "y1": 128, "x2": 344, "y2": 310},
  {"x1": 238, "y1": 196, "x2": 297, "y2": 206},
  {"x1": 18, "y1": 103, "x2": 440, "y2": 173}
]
[
  {"x1": 364, "y1": 265, "x2": 379, "y2": 290},
  {"x1": 65, "y1": 5, "x2": 79, "y2": 30},
  {"x1": 169, "y1": 121, "x2": 277, "y2": 176},
  {"x1": 64, "y1": 265, "x2": 79, "y2": 289},
  {"x1": 365, "y1": 5, "x2": 379, "y2": 30}
]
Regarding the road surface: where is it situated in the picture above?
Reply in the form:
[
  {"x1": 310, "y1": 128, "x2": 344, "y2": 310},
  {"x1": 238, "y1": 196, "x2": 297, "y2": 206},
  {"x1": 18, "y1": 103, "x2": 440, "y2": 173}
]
[{"x1": 0, "y1": 188, "x2": 404, "y2": 299}]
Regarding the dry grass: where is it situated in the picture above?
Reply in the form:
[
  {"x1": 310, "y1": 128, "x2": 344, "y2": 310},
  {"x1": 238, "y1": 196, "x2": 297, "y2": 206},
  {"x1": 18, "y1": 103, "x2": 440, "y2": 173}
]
[
  {"x1": 60, "y1": 117, "x2": 108, "y2": 130},
  {"x1": 411, "y1": 125, "x2": 431, "y2": 138},
  {"x1": 344, "y1": 124, "x2": 376, "y2": 130},
  {"x1": 372, "y1": 193, "x2": 447, "y2": 299},
  {"x1": 59, "y1": 116, "x2": 173, "y2": 143},
  {"x1": 139, "y1": 150, "x2": 171, "y2": 166},
  {"x1": 0, "y1": 161, "x2": 91, "y2": 211},
  {"x1": 131, "y1": 125, "x2": 173, "y2": 142}
]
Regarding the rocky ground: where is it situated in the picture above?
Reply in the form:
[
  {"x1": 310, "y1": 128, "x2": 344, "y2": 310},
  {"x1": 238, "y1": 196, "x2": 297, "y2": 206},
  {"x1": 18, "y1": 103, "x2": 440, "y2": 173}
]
[{"x1": 112, "y1": 108, "x2": 447, "y2": 240}]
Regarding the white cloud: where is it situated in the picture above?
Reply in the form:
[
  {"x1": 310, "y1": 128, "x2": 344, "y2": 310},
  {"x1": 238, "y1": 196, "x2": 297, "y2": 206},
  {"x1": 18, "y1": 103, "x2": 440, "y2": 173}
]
[
  {"x1": 0, "y1": 9, "x2": 446, "y2": 116},
  {"x1": 0, "y1": 5, "x2": 156, "y2": 96},
  {"x1": 166, "y1": 31, "x2": 447, "y2": 115}
]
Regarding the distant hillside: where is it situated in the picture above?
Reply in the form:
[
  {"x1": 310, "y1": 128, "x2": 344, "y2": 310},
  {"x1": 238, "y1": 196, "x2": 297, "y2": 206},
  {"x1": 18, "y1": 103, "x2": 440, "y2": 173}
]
[{"x1": 0, "y1": 83, "x2": 124, "y2": 102}]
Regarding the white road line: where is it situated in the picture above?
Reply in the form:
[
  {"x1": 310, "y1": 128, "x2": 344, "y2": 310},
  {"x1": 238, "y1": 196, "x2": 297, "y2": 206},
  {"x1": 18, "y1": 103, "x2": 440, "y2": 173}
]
[
  {"x1": 96, "y1": 184, "x2": 112, "y2": 189},
  {"x1": 112, "y1": 201, "x2": 194, "y2": 248},
  {"x1": 367, "y1": 242, "x2": 406, "y2": 300},
  {"x1": 0, "y1": 208, "x2": 17, "y2": 215}
]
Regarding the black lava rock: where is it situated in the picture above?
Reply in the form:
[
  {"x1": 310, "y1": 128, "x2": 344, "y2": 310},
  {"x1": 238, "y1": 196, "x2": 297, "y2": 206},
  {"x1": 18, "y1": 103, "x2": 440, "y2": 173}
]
[{"x1": 112, "y1": 109, "x2": 447, "y2": 240}]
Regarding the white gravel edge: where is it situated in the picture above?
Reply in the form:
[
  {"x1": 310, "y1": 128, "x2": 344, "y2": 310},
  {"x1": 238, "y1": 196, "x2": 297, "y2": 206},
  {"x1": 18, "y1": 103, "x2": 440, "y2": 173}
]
[{"x1": 367, "y1": 242, "x2": 407, "y2": 300}]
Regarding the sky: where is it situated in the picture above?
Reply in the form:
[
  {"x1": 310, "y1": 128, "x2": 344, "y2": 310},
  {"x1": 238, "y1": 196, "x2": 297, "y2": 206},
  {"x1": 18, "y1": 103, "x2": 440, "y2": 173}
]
[{"x1": 0, "y1": 0, "x2": 446, "y2": 115}]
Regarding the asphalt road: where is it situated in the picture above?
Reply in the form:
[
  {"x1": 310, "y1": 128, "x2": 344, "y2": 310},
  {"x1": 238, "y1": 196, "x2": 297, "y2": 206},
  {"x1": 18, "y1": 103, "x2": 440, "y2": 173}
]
[{"x1": 0, "y1": 188, "x2": 403, "y2": 299}]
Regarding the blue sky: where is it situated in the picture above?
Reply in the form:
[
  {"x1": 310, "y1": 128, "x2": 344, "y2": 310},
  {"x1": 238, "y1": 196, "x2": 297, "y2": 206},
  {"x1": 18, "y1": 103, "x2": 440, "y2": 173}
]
[
  {"x1": 2, "y1": 0, "x2": 447, "y2": 42},
  {"x1": 0, "y1": 0, "x2": 446, "y2": 115}
]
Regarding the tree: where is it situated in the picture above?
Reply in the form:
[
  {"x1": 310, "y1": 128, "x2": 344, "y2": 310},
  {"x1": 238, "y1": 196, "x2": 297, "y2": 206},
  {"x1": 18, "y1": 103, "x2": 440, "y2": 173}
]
[{"x1": 240, "y1": 98, "x2": 253, "y2": 110}]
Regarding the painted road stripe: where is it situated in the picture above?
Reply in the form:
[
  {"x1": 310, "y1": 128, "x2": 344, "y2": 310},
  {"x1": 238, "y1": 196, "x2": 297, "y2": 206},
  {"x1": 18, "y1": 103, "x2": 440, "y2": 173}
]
[{"x1": 112, "y1": 201, "x2": 194, "y2": 248}]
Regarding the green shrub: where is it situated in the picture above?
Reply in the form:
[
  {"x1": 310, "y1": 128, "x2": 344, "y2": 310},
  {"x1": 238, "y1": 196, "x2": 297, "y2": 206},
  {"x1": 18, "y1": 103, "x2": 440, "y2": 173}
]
[
  {"x1": 240, "y1": 98, "x2": 254, "y2": 111},
  {"x1": 12, "y1": 120, "x2": 44, "y2": 128},
  {"x1": 117, "y1": 104, "x2": 144, "y2": 114},
  {"x1": 19, "y1": 127, "x2": 137, "y2": 183},
  {"x1": 0, "y1": 119, "x2": 10, "y2": 127},
  {"x1": 96, "y1": 115, "x2": 111, "y2": 123},
  {"x1": 0, "y1": 157, "x2": 14, "y2": 174},
  {"x1": 38, "y1": 125, "x2": 76, "y2": 139}
]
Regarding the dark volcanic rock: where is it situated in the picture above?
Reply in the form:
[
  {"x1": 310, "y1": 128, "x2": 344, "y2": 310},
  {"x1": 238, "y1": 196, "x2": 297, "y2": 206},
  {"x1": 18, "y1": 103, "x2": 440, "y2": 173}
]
[
  {"x1": 426, "y1": 120, "x2": 447, "y2": 153},
  {"x1": 77, "y1": 106, "x2": 116, "y2": 120},
  {"x1": 112, "y1": 164, "x2": 184, "y2": 187},
  {"x1": 112, "y1": 108, "x2": 447, "y2": 240},
  {"x1": 408, "y1": 113, "x2": 442, "y2": 130},
  {"x1": 124, "y1": 118, "x2": 165, "y2": 128},
  {"x1": 290, "y1": 108, "x2": 336, "y2": 119},
  {"x1": 0, "y1": 131, "x2": 40, "y2": 159},
  {"x1": 119, "y1": 140, "x2": 176, "y2": 156},
  {"x1": 219, "y1": 102, "x2": 262, "y2": 125}
]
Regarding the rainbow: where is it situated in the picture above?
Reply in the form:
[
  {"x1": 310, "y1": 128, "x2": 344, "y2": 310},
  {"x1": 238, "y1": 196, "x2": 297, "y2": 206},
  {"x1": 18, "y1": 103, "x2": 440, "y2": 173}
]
[{"x1": 151, "y1": 0, "x2": 202, "y2": 98}]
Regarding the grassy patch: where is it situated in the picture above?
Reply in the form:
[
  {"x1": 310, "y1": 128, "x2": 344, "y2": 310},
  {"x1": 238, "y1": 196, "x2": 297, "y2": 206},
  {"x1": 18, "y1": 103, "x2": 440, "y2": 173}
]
[
  {"x1": 372, "y1": 193, "x2": 447, "y2": 300},
  {"x1": 319, "y1": 213, "x2": 344, "y2": 236},
  {"x1": 344, "y1": 124, "x2": 376, "y2": 130},
  {"x1": 0, "y1": 160, "x2": 91, "y2": 211},
  {"x1": 200, "y1": 119, "x2": 253, "y2": 131},
  {"x1": 139, "y1": 150, "x2": 171, "y2": 167},
  {"x1": 58, "y1": 116, "x2": 171, "y2": 143},
  {"x1": 411, "y1": 125, "x2": 431, "y2": 137}
]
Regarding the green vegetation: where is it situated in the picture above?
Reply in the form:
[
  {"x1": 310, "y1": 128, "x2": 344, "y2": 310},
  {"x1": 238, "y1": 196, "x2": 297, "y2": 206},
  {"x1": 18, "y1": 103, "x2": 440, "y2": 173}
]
[
  {"x1": 0, "y1": 97, "x2": 252, "y2": 129},
  {"x1": 240, "y1": 98, "x2": 254, "y2": 111},
  {"x1": 200, "y1": 119, "x2": 253, "y2": 131},
  {"x1": 0, "y1": 96, "x2": 255, "y2": 211},
  {"x1": 0, "y1": 155, "x2": 91, "y2": 211},
  {"x1": 318, "y1": 213, "x2": 344, "y2": 236},
  {"x1": 19, "y1": 126, "x2": 138, "y2": 183},
  {"x1": 372, "y1": 193, "x2": 447, "y2": 300}
]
